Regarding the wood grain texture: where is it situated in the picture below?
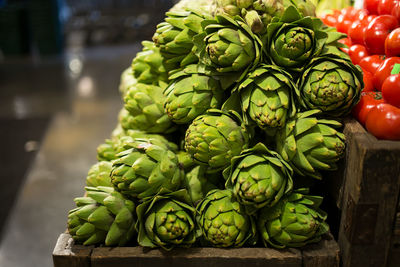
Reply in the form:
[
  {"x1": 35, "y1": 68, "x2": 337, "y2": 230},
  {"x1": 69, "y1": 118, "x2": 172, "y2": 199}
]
[
  {"x1": 337, "y1": 119, "x2": 400, "y2": 267},
  {"x1": 52, "y1": 233, "x2": 92, "y2": 267}
]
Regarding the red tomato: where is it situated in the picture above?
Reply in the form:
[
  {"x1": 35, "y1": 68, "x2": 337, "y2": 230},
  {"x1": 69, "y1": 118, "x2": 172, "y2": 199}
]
[
  {"x1": 348, "y1": 19, "x2": 369, "y2": 45},
  {"x1": 364, "y1": 0, "x2": 380, "y2": 15},
  {"x1": 337, "y1": 14, "x2": 353, "y2": 33},
  {"x1": 358, "y1": 55, "x2": 385, "y2": 73},
  {"x1": 373, "y1": 57, "x2": 400, "y2": 90},
  {"x1": 352, "y1": 91, "x2": 384, "y2": 125},
  {"x1": 320, "y1": 13, "x2": 338, "y2": 27},
  {"x1": 349, "y1": 44, "x2": 369, "y2": 64},
  {"x1": 365, "y1": 103, "x2": 400, "y2": 140},
  {"x1": 341, "y1": 7, "x2": 359, "y2": 21},
  {"x1": 392, "y1": 2, "x2": 400, "y2": 23},
  {"x1": 362, "y1": 68, "x2": 375, "y2": 92},
  {"x1": 378, "y1": 0, "x2": 398, "y2": 15},
  {"x1": 382, "y1": 74, "x2": 400, "y2": 108},
  {"x1": 356, "y1": 9, "x2": 370, "y2": 21},
  {"x1": 364, "y1": 15, "x2": 399, "y2": 55},
  {"x1": 385, "y1": 28, "x2": 400, "y2": 57}
]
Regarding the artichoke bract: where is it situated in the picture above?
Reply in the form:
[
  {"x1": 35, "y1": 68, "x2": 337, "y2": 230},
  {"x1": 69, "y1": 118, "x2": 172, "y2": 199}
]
[
  {"x1": 119, "y1": 67, "x2": 137, "y2": 96},
  {"x1": 131, "y1": 41, "x2": 168, "y2": 86},
  {"x1": 97, "y1": 139, "x2": 117, "y2": 161},
  {"x1": 86, "y1": 161, "x2": 113, "y2": 187},
  {"x1": 224, "y1": 143, "x2": 293, "y2": 214},
  {"x1": 275, "y1": 110, "x2": 345, "y2": 179},
  {"x1": 137, "y1": 189, "x2": 197, "y2": 250},
  {"x1": 238, "y1": 64, "x2": 297, "y2": 130},
  {"x1": 153, "y1": 10, "x2": 209, "y2": 70},
  {"x1": 122, "y1": 82, "x2": 176, "y2": 133},
  {"x1": 184, "y1": 165, "x2": 221, "y2": 203},
  {"x1": 194, "y1": 14, "x2": 262, "y2": 87},
  {"x1": 196, "y1": 189, "x2": 257, "y2": 247},
  {"x1": 184, "y1": 109, "x2": 249, "y2": 171},
  {"x1": 257, "y1": 188, "x2": 329, "y2": 248},
  {"x1": 164, "y1": 66, "x2": 224, "y2": 124},
  {"x1": 265, "y1": 6, "x2": 327, "y2": 73},
  {"x1": 111, "y1": 139, "x2": 183, "y2": 200},
  {"x1": 68, "y1": 186, "x2": 136, "y2": 246},
  {"x1": 297, "y1": 55, "x2": 363, "y2": 117}
]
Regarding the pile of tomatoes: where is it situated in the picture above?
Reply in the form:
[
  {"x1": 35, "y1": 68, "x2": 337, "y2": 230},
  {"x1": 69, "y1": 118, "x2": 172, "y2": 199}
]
[{"x1": 320, "y1": 0, "x2": 400, "y2": 140}]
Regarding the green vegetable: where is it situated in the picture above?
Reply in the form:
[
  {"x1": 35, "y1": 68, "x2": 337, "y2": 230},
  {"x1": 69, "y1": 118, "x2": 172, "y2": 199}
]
[{"x1": 86, "y1": 161, "x2": 113, "y2": 187}]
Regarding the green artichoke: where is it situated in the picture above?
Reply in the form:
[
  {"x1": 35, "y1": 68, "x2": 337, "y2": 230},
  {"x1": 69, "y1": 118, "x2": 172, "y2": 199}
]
[
  {"x1": 196, "y1": 189, "x2": 257, "y2": 247},
  {"x1": 164, "y1": 66, "x2": 224, "y2": 124},
  {"x1": 137, "y1": 189, "x2": 197, "y2": 250},
  {"x1": 68, "y1": 186, "x2": 136, "y2": 246},
  {"x1": 275, "y1": 110, "x2": 345, "y2": 179},
  {"x1": 122, "y1": 82, "x2": 176, "y2": 133},
  {"x1": 238, "y1": 64, "x2": 297, "y2": 130},
  {"x1": 297, "y1": 54, "x2": 363, "y2": 117},
  {"x1": 224, "y1": 143, "x2": 293, "y2": 214},
  {"x1": 194, "y1": 14, "x2": 262, "y2": 87},
  {"x1": 119, "y1": 67, "x2": 137, "y2": 96},
  {"x1": 265, "y1": 6, "x2": 327, "y2": 72},
  {"x1": 215, "y1": 0, "x2": 316, "y2": 34},
  {"x1": 131, "y1": 41, "x2": 168, "y2": 86},
  {"x1": 258, "y1": 188, "x2": 329, "y2": 248},
  {"x1": 153, "y1": 10, "x2": 209, "y2": 70},
  {"x1": 111, "y1": 139, "x2": 183, "y2": 199},
  {"x1": 184, "y1": 165, "x2": 222, "y2": 203},
  {"x1": 86, "y1": 161, "x2": 113, "y2": 187},
  {"x1": 97, "y1": 139, "x2": 117, "y2": 161},
  {"x1": 184, "y1": 109, "x2": 249, "y2": 171}
]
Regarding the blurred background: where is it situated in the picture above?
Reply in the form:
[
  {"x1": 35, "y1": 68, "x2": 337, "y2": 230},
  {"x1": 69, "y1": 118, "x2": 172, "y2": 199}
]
[{"x1": 0, "y1": 0, "x2": 174, "y2": 266}]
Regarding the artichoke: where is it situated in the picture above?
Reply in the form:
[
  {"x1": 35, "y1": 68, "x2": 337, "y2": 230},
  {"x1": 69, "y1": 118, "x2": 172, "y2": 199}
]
[
  {"x1": 264, "y1": 6, "x2": 327, "y2": 73},
  {"x1": 111, "y1": 139, "x2": 183, "y2": 199},
  {"x1": 68, "y1": 186, "x2": 136, "y2": 246},
  {"x1": 258, "y1": 188, "x2": 329, "y2": 248},
  {"x1": 194, "y1": 14, "x2": 262, "y2": 87},
  {"x1": 224, "y1": 143, "x2": 293, "y2": 214},
  {"x1": 119, "y1": 67, "x2": 137, "y2": 96},
  {"x1": 86, "y1": 161, "x2": 113, "y2": 187},
  {"x1": 297, "y1": 54, "x2": 363, "y2": 117},
  {"x1": 122, "y1": 82, "x2": 176, "y2": 133},
  {"x1": 131, "y1": 41, "x2": 168, "y2": 86},
  {"x1": 196, "y1": 189, "x2": 257, "y2": 247},
  {"x1": 97, "y1": 139, "x2": 117, "y2": 161},
  {"x1": 153, "y1": 10, "x2": 210, "y2": 70},
  {"x1": 137, "y1": 189, "x2": 197, "y2": 250},
  {"x1": 215, "y1": 0, "x2": 316, "y2": 34},
  {"x1": 164, "y1": 66, "x2": 224, "y2": 124},
  {"x1": 184, "y1": 165, "x2": 222, "y2": 203},
  {"x1": 275, "y1": 110, "x2": 345, "y2": 179},
  {"x1": 238, "y1": 64, "x2": 297, "y2": 130},
  {"x1": 184, "y1": 109, "x2": 249, "y2": 171}
]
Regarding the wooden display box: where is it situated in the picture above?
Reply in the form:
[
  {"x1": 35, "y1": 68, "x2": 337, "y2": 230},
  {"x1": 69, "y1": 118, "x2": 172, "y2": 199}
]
[
  {"x1": 327, "y1": 118, "x2": 400, "y2": 267},
  {"x1": 53, "y1": 233, "x2": 339, "y2": 267}
]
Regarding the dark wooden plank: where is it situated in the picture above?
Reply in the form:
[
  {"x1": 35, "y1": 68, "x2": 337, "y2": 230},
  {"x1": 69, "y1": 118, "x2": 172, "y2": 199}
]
[
  {"x1": 388, "y1": 247, "x2": 400, "y2": 267},
  {"x1": 302, "y1": 235, "x2": 339, "y2": 267},
  {"x1": 53, "y1": 233, "x2": 93, "y2": 267},
  {"x1": 91, "y1": 246, "x2": 302, "y2": 267},
  {"x1": 338, "y1": 119, "x2": 400, "y2": 267}
]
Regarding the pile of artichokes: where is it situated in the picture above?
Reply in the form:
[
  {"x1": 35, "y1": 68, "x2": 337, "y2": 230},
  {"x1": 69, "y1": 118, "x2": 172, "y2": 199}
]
[{"x1": 67, "y1": 0, "x2": 363, "y2": 250}]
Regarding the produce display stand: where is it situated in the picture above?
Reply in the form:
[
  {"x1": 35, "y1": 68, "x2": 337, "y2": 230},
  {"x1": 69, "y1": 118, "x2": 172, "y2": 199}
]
[
  {"x1": 53, "y1": 232, "x2": 339, "y2": 267},
  {"x1": 327, "y1": 118, "x2": 400, "y2": 267}
]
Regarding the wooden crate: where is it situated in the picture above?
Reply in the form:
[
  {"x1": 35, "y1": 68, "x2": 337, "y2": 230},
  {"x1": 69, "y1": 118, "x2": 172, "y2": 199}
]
[
  {"x1": 53, "y1": 233, "x2": 339, "y2": 267},
  {"x1": 327, "y1": 118, "x2": 400, "y2": 267}
]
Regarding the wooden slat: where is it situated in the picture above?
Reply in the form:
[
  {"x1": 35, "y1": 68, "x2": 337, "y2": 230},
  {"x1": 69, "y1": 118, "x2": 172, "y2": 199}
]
[
  {"x1": 53, "y1": 233, "x2": 93, "y2": 267},
  {"x1": 302, "y1": 234, "x2": 340, "y2": 267}
]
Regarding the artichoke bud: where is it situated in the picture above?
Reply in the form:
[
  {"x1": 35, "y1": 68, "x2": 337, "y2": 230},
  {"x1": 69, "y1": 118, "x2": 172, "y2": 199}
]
[
  {"x1": 275, "y1": 110, "x2": 345, "y2": 179},
  {"x1": 96, "y1": 139, "x2": 117, "y2": 161},
  {"x1": 68, "y1": 186, "x2": 136, "y2": 246},
  {"x1": 225, "y1": 143, "x2": 293, "y2": 214},
  {"x1": 86, "y1": 161, "x2": 113, "y2": 187},
  {"x1": 184, "y1": 109, "x2": 249, "y2": 171},
  {"x1": 257, "y1": 188, "x2": 329, "y2": 248},
  {"x1": 242, "y1": 9, "x2": 264, "y2": 33},
  {"x1": 196, "y1": 189, "x2": 257, "y2": 247},
  {"x1": 137, "y1": 189, "x2": 197, "y2": 250}
]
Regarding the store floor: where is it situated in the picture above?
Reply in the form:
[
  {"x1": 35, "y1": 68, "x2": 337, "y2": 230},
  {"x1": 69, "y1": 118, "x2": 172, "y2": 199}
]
[{"x1": 0, "y1": 44, "x2": 140, "y2": 267}]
